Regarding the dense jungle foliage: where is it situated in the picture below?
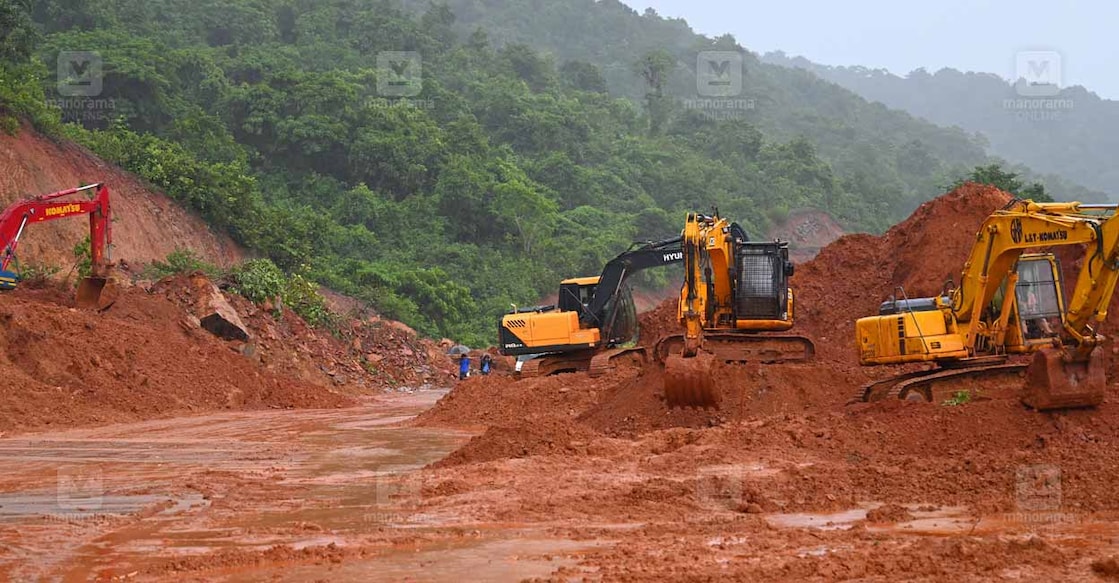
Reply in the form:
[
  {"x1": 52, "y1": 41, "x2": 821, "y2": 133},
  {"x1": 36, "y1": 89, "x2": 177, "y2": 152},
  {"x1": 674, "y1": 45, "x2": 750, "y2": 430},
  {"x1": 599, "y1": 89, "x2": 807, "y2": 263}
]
[{"x1": 0, "y1": 0, "x2": 1098, "y2": 343}]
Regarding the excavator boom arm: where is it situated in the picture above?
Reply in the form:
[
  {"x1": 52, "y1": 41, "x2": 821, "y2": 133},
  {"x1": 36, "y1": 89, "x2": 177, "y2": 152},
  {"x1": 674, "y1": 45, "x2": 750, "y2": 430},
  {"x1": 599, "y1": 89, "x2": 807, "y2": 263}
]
[
  {"x1": 952, "y1": 200, "x2": 1119, "y2": 350},
  {"x1": 579, "y1": 234, "x2": 683, "y2": 331},
  {"x1": 0, "y1": 183, "x2": 112, "y2": 275}
]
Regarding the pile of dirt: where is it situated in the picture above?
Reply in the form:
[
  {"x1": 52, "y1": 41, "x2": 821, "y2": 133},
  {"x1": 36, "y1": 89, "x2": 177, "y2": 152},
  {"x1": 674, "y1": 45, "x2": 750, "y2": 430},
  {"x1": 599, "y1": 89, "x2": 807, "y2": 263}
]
[
  {"x1": 637, "y1": 298, "x2": 678, "y2": 349},
  {"x1": 793, "y1": 182, "x2": 1014, "y2": 361},
  {"x1": 417, "y1": 368, "x2": 635, "y2": 430},
  {"x1": 431, "y1": 416, "x2": 602, "y2": 467},
  {"x1": 0, "y1": 283, "x2": 353, "y2": 433},
  {"x1": 865, "y1": 503, "x2": 915, "y2": 523},
  {"x1": 151, "y1": 273, "x2": 457, "y2": 392}
]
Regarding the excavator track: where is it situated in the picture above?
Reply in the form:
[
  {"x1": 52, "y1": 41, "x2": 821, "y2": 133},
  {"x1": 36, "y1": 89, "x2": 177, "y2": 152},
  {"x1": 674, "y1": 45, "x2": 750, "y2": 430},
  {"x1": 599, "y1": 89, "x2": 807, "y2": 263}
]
[
  {"x1": 656, "y1": 334, "x2": 815, "y2": 409},
  {"x1": 517, "y1": 351, "x2": 594, "y2": 378},
  {"x1": 853, "y1": 362, "x2": 1028, "y2": 404},
  {"x1": 518, "y1": 347, "x2": 648, "y2": 379},
  {"x1": 653, "y1": 333, "x2": 816, "y2": 365},
  {"x1": 588, "y1": 347, "x2": 648, "y2": 378}
]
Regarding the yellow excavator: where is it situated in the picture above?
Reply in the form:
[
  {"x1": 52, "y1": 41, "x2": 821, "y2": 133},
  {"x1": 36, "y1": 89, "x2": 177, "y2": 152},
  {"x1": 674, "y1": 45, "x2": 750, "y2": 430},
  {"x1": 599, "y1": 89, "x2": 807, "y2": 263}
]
[
  {"x1": 498, "y1": 235, "x2": 683, "y2": 377},
  {"x1": 656, "y1": 211, "x2": 815, "y2": 408},
  {"x1": 851, "y1": 198, "x2": 1119, "y2": 410}
]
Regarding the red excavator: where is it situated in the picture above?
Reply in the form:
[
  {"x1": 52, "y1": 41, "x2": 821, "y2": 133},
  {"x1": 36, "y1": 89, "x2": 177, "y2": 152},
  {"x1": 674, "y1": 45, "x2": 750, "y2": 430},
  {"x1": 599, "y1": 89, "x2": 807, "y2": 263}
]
[{"x1": 0, "y1": 183, "x2": 118, "y2": 309}]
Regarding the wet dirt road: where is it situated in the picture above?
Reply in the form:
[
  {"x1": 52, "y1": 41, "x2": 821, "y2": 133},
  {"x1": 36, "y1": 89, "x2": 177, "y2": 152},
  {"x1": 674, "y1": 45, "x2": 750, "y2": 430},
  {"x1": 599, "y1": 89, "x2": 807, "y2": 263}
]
[
  {"x1": 6, "y1": 387, "x2": 1119, "y2": 582},
  {"x1": 0, "y1": 390, "x2": 604, "y2": 582}
]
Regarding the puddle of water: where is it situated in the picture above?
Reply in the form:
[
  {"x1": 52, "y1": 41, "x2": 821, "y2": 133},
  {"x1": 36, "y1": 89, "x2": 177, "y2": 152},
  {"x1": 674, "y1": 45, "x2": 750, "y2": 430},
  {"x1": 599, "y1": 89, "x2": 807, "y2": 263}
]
[
  {"x1": 765, "y1": 504, "x2": 974, "y2": 534},
  {"x1": 766, "y1": 509, "x2": 868, "y2": 530},
  {"x1": 216, "y1": 536, "x2": 606, "y2": 583},
  {"x1": 0, "y1": 491, "x2": 205, "y2": 522}
]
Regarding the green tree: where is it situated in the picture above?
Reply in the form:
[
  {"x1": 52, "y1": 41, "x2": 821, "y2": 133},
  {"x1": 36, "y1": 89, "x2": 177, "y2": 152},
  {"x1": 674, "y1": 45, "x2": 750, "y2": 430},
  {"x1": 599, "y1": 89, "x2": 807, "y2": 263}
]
[
  {"x1": 953, "y1": 164, "x2": 1053, "y2": 202},
  {"x1": 636, "y1": 50, "x2": 675, "y2": 135}
]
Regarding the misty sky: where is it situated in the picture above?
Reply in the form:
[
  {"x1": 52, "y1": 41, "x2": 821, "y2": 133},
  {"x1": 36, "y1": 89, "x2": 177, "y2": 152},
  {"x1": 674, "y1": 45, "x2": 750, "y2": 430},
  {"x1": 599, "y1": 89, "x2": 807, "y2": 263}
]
[{"x1": 626, "y1": 0, "x2": 1119, "y2": 100}]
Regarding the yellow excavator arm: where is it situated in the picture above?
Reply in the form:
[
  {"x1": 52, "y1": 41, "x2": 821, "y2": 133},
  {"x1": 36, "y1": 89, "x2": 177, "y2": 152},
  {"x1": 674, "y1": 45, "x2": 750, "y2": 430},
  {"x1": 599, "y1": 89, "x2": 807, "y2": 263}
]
[{"x1": 950, "y1": 200, "x2": 1119, "y2": 358}]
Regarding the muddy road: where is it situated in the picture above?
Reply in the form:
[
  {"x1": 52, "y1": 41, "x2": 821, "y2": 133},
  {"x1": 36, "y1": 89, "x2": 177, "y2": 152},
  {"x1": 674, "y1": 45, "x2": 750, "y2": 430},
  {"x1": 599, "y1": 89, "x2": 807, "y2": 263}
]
[
  {"x1": 0, "y1": 391, "x2": 598, "y2": 582},
  {"x1": 3, "y1": 383, "x2": 1119, "y2": 582}
]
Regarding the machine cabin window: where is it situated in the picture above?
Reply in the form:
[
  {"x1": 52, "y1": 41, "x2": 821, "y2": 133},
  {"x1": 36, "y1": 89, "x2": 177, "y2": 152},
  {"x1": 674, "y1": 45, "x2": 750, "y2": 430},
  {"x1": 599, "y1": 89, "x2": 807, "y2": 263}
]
[{"x1": 1015, "y1": 257, "x2": 1062, "y2": 340}]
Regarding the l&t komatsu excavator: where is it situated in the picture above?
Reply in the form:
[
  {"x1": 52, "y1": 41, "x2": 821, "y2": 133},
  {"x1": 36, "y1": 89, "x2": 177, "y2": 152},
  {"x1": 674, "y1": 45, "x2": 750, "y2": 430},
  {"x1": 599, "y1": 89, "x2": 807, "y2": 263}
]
[
  {"x1": 852, "y1": 197, "x2": 1119, "y2": 410},
  {"x1": 498, "y1": 235, "x2": 683, "y2": 377},
  {"x1": 656, "y1": 211, "x2": 815, "y2": 408},
  {"x1": 0, "y1": 183, "x2": 119, "y2": 309}
]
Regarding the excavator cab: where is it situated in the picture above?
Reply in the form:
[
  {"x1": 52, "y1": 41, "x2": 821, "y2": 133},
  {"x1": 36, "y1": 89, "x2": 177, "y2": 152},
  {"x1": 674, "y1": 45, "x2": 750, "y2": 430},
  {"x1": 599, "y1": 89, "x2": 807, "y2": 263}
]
[
  {"x1": 558, "y1": 277, "x2": 599, "y2": 313},
  {"x1": 1013, "y1": 254, "x2": 1064, "y2": 344}
]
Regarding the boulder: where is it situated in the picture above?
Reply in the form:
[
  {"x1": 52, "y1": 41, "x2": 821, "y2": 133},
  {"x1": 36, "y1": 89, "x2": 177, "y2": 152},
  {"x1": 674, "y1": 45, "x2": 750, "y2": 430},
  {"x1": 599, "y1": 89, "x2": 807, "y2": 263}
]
[{"x1": 189, "y1": 273, "x2": 250, "y2": 342}]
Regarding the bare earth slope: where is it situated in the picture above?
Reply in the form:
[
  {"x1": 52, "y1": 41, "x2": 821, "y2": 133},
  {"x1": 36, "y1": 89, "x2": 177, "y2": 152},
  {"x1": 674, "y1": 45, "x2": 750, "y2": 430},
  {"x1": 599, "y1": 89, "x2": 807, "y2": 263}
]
[{"x1": 0, "y1": 123, "x2": 243, "y2": 269}]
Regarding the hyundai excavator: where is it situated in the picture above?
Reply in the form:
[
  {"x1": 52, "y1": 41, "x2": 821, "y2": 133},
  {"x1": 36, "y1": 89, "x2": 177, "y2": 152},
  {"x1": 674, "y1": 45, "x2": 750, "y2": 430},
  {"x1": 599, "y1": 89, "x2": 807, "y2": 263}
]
[
  {"x1": 0, "y1": 183, "x2": 118, "y2": 309},
  {"x1": 656, "y1": 211, "x2": 815, "y2": 408},
  {"x1": 851, "y1": 197, "x2": 1119, "y2": 410},
  {"x1": 498, "y1": 235, "x2": 683, "y2": 377}
]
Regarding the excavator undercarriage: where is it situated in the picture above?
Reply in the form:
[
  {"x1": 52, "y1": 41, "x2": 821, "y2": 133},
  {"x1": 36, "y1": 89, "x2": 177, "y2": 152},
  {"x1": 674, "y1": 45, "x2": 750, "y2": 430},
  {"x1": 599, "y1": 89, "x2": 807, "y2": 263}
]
[
  {"x1": 517, "y1": 346, "x2": 650, "y2": 379},
  {"x1": 850, "y1": 349, "x2": 1105, "y2": 411},
  {"x1": 656, "y1": 332, "x2": 815, "y2": 408}
]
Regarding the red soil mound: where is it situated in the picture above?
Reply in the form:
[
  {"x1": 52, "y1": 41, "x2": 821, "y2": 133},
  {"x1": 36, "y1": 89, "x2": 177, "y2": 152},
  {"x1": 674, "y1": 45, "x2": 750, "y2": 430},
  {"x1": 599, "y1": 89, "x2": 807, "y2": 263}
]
[
  {"x1": 0, "y1": 283, "x2": 352, "y2": 433},
  {"x1": 152, "y1": 274, "x2": 456, "y2": 391}
]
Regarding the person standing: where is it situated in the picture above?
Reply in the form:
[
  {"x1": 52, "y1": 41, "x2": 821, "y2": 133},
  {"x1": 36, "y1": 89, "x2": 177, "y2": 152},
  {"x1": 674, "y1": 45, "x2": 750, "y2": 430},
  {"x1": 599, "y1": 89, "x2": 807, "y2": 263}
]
[
  {"x1": 459, "y1": 354, "x2": 471, "y2": 380},
  {"x1": 480, "y1": 354, "x2": 492, "y2": 375}
]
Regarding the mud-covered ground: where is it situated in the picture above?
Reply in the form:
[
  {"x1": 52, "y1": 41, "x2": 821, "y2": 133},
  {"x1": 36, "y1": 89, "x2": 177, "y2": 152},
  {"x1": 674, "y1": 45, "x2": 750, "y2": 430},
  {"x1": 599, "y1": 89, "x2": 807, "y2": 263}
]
[
  {"x1": 5, "y1": 183, "x2": 1119, "y2": 581},
  {"x1": 5, "y1": 380, "x2": 1119, "y2": 582}
]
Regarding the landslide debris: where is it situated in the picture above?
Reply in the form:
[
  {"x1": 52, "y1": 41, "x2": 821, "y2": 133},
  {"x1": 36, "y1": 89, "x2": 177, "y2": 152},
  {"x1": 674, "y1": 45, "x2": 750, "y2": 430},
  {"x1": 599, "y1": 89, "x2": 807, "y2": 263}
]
[{"x1": 0, "y1": 272, "x2": 456, "y2": 433}]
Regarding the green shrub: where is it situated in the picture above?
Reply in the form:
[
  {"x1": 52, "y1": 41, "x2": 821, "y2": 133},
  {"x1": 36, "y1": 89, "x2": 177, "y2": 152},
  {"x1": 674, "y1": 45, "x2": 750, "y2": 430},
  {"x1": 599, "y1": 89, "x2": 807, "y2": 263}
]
[
  {"x1": 282, "y1": 272, "x2": 332, "y2": 328},
  {"x1": 230, "y1": 258, "x2": 284, "y2": 304},
  {"x1": 72, "y1": 235, "x2": 91, "y2": 278},
  {"x1": 143, "y1": 248, "x2": 221, "y2": 279},
  {"x1": 942, "y1": 390, "x2": 972, "y2": 407},
  {"x1": 15, "y1": 260, "x2": 61, "y2": 287}
]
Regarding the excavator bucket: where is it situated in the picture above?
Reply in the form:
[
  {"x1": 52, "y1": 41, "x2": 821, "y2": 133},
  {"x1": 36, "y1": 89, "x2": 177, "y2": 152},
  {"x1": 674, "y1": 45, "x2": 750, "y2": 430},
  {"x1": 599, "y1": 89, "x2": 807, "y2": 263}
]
[
  {"x1": 75, "y1": 275, "x2": 120, "y2": 310},
  {"x1": 663, "y1": 352, "x2": 719, "y2": 409},
  {"x1": 1021, "y1": 346, "x2": 1106, "y2": 411}
]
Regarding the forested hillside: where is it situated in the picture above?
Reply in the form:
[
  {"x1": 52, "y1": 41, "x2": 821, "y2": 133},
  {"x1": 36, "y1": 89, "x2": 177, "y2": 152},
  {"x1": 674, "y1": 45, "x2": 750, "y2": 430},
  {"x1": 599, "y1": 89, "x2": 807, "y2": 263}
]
[
  {"x1": 762, "y1": 51, "x2": 1119, "y2": 196},
  {"x1": 0, "y1": 0, "x2": 1101, "y2": 343},
  {"x1": 402, "y1": 0, "x2": 1102, "y2": 201}
]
